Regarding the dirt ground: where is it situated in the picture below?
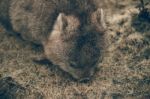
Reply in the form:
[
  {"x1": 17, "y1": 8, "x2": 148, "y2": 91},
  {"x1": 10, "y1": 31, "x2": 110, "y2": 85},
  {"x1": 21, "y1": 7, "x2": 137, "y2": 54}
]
[{"x1": 0, "y1": 0, "x2": 150, "y2": 99}]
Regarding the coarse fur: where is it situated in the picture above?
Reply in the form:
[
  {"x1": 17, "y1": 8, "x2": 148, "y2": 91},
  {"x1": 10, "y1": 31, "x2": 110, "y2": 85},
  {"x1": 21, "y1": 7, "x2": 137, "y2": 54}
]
[
  {"x1": 0, "y1": 0, "x2": 106, "y2": 80},
  {"x1": 44, "y1": 13, "x2": 105, "y2": 79},
  {"x1": 9, "y1": 0, "x2": 97, "y2": 44}
]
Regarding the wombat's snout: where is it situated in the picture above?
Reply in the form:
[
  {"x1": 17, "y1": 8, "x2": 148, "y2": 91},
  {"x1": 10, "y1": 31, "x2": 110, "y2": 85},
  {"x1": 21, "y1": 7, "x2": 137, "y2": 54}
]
[
  {"x1": 69, "y1": 66, "x2": 96, "y2": 81},
  {"x1": 78, "y1": 72, "x2": 92, "y2": 82},
  {"x1": 79, "y1": 77, "x2": 90, "y2": 82},
  {"x1": 78, "y1": 74, "x2": 94, "y2": 82}
]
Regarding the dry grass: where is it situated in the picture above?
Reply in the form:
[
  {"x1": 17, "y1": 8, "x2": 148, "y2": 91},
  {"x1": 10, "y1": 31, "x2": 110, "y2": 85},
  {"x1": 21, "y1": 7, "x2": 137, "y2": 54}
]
[{"x1": 0, "y1": 0, "x2": 150, "y2": 99}]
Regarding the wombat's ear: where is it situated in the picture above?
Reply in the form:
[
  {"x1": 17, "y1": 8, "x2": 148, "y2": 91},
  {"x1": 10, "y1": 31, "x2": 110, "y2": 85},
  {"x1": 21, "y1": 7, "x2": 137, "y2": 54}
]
[
  {"x1": 53, "y1": 13, "x2": 67, "y2": 31},
  {"x1": 91, "y1": 8, "x2": 107, "y2": 32}
]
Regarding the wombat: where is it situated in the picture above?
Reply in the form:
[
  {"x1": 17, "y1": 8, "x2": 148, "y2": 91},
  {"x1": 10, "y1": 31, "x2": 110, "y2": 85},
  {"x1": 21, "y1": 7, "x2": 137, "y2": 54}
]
[{"x1": 0, "y1": 0, "x2": 106, "y2": 80}]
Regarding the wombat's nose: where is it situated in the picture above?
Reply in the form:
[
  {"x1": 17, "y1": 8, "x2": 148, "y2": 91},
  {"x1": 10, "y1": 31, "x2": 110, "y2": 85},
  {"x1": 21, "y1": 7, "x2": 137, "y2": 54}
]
[
  {"x1": 79, "y1": 77, "x2": 90, "y2": 83},
  {"x1": 77, "y1": 68, "x2": 95, "y2": 82}
]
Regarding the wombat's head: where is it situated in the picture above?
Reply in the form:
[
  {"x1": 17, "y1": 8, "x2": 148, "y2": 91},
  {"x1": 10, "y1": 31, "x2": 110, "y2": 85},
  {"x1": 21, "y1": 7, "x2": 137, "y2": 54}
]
[{"x1": 44, "y1": 9, "x2": 106, "y2": 81}]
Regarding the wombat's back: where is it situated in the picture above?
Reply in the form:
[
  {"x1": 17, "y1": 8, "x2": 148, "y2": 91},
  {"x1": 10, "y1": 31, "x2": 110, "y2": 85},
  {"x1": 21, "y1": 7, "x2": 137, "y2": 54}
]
[{"x1": 9, "y1": 0, "x2": 96, "y2": 44}]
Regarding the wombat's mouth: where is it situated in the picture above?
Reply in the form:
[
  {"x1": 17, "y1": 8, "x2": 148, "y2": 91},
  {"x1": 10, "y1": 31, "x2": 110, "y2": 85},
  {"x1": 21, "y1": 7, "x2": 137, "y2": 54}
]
[
  {"x1": 67, "y1": 66, "x2": 96, "y2": 82},
  {"x1": 78, "y1": 77, "x2": 91, "y2": 83}
]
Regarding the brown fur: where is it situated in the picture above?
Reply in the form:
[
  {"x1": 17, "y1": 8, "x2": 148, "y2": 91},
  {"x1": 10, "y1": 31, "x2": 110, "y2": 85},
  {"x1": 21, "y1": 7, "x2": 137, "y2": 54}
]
[
  {"x1": 44, "y1": 13, "x2": 105, "y2": 79},
  {"x1": 9, "y1": 0, "x2": 97, "y2": 44},
  {"x1": 0, "y1": 0, "x2": 106, "y2": 80}
]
